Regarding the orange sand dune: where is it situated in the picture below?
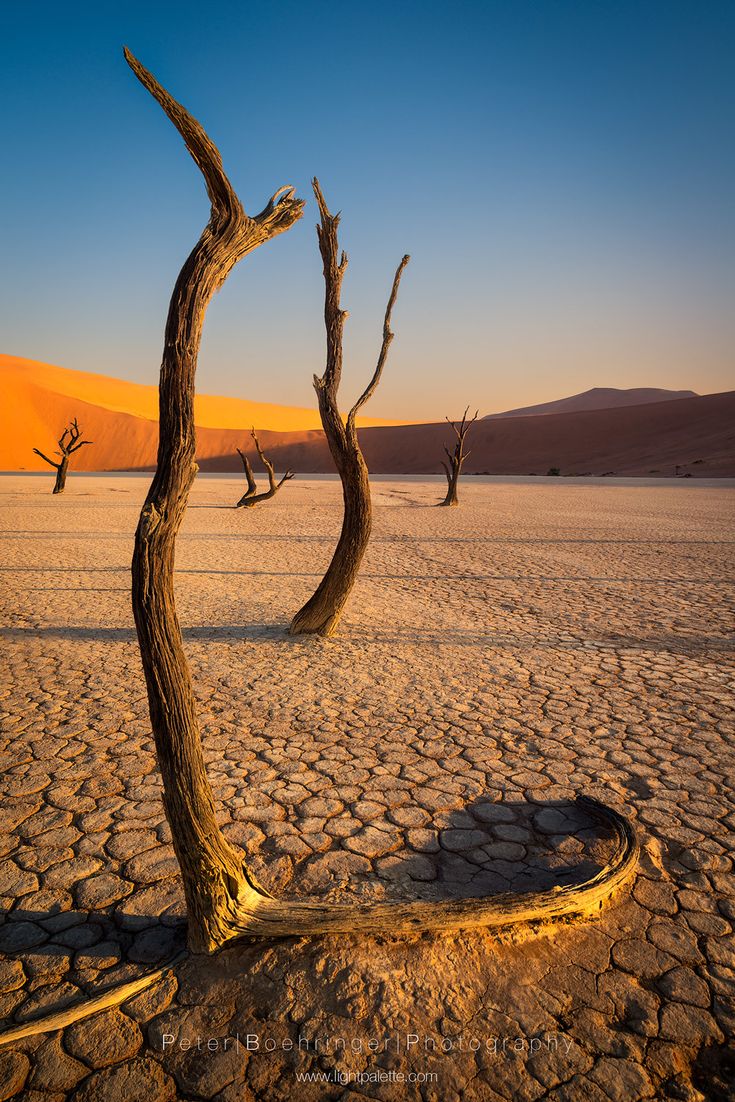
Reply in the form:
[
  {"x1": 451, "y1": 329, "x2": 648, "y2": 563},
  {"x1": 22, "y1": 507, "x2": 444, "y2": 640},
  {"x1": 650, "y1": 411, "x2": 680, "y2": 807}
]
[
  {"x1": 0, "y1": 354, "x2": 402, "y2": 440},
  {"x1": 3, "y1": 354, "x2": 733, "y2": 477}
]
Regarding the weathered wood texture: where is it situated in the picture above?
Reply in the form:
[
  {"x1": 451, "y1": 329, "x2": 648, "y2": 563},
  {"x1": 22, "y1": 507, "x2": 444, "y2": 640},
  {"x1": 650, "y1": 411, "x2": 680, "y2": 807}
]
[
  {"x1": 231, "y1": 795, "x2": 639, "y2": 936},
  {"x1": 440, "y1": 407, "x2": 478, "y2": 506},
  {"x1": 236, "y1": 428, "x2": 294, "y2": 507},
  {"x1": 0, "y1": 953, "x2": 186, "y2": 1047},
  {"x1": 125, "y1": 47, "x2": 303, "y2": 952},
  {"x1": 33, "y1": 417, "x2": 92, "y2": 494},
  {"x1": 289, "y1": 179, "x2": 410, "y2": 636}
]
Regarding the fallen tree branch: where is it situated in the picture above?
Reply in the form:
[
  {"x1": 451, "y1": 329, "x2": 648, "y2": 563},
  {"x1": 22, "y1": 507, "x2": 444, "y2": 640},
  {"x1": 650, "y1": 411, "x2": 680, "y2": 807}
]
[{"x1": 0, "y1": 952, "x2": 187, "y2": 1048}]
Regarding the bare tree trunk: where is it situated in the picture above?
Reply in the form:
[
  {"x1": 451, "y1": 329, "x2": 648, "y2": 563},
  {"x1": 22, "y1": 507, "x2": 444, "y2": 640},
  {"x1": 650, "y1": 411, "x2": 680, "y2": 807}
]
[
  {"x1": 438, "y1": 408, "x2": 478, "y2": 507},
  {"x1": 290, "y1": 180, "x2": 409, "y2": 636},
  {"x1": 33, "y1": 417, "x2": 93, "y2": 495},
  {"x1": 125, "y1": 48, "x2": 304, "y2": 952},
  {"x1": 236, "y1": 428, "x2": 293, "y2": 508},
  {"x1": 124, "y1": 57, "x2": 638, "y2": 955},
  {"x1": 53, "y1": 457, "x2": 69, "y2": 495},
  {"x1": 440, "y1": 460, "x2": 459, "y2": 507}
]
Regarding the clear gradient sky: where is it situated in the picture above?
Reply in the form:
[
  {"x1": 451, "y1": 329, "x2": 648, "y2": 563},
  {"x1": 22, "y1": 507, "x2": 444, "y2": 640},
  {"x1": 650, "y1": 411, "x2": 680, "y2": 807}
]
[{"x1": 1, "y1": 1, "x2": 733, "y2": 420}]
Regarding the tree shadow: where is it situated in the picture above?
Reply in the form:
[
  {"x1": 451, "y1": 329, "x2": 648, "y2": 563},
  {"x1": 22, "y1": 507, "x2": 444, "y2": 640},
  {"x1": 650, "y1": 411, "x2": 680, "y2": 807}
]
[{"x1": 0, "y1": 623, "x2": 729, "y2": 657}]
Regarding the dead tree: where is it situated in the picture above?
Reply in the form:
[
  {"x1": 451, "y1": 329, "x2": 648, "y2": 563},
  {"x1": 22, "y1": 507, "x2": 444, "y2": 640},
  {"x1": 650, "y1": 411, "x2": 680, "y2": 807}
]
[
  {"x1": 126, "y1": 47, "x2": 304, "y2": 951},
  {"x1": 439, "y1": 407, "x2": 478, "y2": 506},
  {"x1": 124, "y1": 52, "x2": 638, "y2": 956},
  {"x1": 235, "y1": 428, "x2": 294, "y2": 507},
  {"x1": 33, "y1": 418, "x2": 93, "y2": 494},
  {"x1": 289, "y1": 180, "x2": 410, "y2": 636},
  {"x1": 236, "y1": 447, "x2": 257, "y2": 501}
]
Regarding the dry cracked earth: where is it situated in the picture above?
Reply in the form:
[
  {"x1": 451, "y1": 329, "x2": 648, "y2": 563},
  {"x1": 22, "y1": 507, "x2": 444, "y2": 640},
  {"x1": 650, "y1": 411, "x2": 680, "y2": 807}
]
[{"x1": 0, "y1": 474, "x2": 733, "y2": 1102}]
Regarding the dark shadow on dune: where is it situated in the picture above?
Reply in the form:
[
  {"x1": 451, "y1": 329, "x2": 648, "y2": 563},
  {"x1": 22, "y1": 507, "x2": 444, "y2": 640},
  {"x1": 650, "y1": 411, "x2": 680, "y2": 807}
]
[{"x1": 0, "y1": 798, "x2": 617, "y2": 1030}]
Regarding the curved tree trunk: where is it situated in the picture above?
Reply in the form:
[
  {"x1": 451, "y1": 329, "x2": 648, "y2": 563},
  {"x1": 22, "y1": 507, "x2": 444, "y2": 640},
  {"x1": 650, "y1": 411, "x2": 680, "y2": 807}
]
[
  {"x1": 124, "y1": 57, "x2": 638, "y2": 956},
  {"x1": 290, "y1": 180, "x2": 409, "y2": 636},
  {"x1": 288, "y1": 399, "x2": 372, "y2": 634},
  {"x1": 125, "y1": 47, "x2": 303, "y2": 952},
  {"x1": 236, "y1": 448, "x2": 257, "y2": 501}
]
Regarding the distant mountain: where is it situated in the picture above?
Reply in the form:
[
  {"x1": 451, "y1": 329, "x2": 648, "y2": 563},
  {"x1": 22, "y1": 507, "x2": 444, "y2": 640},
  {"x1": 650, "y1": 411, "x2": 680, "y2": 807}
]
[{"x1": 485, "y1": 387, "x2": 698, "y2": 419}]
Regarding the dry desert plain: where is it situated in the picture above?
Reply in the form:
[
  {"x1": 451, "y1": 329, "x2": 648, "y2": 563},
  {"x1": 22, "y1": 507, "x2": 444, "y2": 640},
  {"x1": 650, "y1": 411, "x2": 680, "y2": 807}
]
[{"x1": 0, "y1": 473, "x2": 734, "y2": 1102}]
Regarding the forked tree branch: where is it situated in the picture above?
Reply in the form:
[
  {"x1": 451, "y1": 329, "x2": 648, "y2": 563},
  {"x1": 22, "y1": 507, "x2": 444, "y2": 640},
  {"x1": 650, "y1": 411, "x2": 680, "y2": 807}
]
[
  {"x1": 250, "y1": 426, "x2": 276, "y2": 490},
  {"x1": 348, "y1": 254, "x2": 410, "y2": 426}
]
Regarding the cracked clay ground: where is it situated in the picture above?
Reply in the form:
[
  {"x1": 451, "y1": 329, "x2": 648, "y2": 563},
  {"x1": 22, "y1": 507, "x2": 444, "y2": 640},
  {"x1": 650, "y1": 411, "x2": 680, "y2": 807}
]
[{"x1": 0, "y1": 474, "x2": 733, "y2": 1102}]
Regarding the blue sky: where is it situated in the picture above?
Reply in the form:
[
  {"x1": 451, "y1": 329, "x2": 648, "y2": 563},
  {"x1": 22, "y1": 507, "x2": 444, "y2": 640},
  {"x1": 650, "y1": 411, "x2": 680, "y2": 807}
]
[{"x1": 1, "y1": 0, "x2": 733, "y2": 418}]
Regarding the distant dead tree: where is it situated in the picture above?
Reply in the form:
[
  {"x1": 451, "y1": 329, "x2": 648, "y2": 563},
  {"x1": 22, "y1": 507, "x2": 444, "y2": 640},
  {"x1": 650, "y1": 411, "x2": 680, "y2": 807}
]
[
  {"x1": 235, "y1": 428, "x2": 294, "y2": 507},
  {"x1": 33, "y1": 418, "x2": 93, "y2": 494},
  {"x1": 439, "y1": 407, "x2": 478, "y2": 506},
  {"x1": 289, "y1": 180, "x2": 410, "y2": 637},
  {"x1": 120, "y1": 50, "x2": 638, "y2": 959}
]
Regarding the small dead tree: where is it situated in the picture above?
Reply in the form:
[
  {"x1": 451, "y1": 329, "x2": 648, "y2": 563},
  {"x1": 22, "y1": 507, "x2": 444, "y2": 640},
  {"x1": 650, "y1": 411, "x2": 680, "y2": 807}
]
[
  {"x1": 33, "y1": 418, "x2": 93, "y2": 494},
  {"x1": 124, "y1": 51, "x2": 638, "y2": 956},
  {"x1": 289, "y1": 180, "x2": 410, "y2": 636},
  {"x1": 439, "y1": 407, "x2": 478, "y2": 506},
  {"x1": 235, "y1": 428, "x2": 294, "y2": 508}
]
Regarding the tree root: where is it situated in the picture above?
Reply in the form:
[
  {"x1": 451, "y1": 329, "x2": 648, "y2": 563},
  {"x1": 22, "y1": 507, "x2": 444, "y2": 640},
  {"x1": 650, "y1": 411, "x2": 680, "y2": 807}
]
[{"x1": 0, "y1": 797, "x2": 637, "y2": 1046}]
